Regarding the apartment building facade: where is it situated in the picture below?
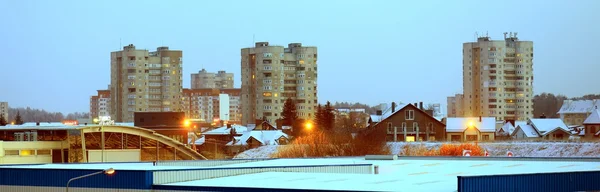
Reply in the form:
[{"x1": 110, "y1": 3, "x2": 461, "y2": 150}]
[
  {"x1": 182, "y1": 88, "x2": 242, "y2": 124},
  {"x1": 241, "y1": 42, "x2": 318, "y2": 125},
  {"x1": 90, "y1": 90, "x2": 111, "y2": 119},
  {"x1": 110, "y1": 44, "x2": 183, "y2": 122},
  {"x1": 447, "y1": 94, "x2": 464, "y2": 117},
  {"x1": 191, "y1": 69, "x2": 234, "y2": 89},
  {"x1": 0, "y1": 102, "x2": 8, "y2": 122},
  {"x1": 450, "y1": 32, "x2": 534, "y2": 121}
]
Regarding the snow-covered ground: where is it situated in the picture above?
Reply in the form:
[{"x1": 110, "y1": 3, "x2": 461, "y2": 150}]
[
  {"x1": 234, "y1": 142, "x2": 600, "y2": 159},
  {"x1": 233, "y1": 145, "x2": 279, "y2": 159}
]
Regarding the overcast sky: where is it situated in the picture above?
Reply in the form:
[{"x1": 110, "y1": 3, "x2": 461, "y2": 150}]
[{"x1": 1, "y1": 0, "x2": 599, "y2": 114}]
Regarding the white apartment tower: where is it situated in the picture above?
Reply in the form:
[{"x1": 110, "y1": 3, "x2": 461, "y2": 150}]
[
  {"x1": 110, "y1": 44, "x2": 183, "y2": 122},
  {"x1": 457, "y1": 32, "x2": 534, "y2": 121},
  {"x1": 241, "y1": 42, "x2": 318, "y2": 125}
]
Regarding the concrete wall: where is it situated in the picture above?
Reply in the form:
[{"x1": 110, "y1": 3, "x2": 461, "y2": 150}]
[
  {"x1": 87, "y1": 149, "x2": 141, "y2": 163},
  {"x1": 0, "y1": 141, "x2": 68, "y2": 164}
]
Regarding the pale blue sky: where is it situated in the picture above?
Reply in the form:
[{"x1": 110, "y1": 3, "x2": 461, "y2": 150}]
[{"x1": 1, "y1": 0, "x2": 599, "y2": 114}]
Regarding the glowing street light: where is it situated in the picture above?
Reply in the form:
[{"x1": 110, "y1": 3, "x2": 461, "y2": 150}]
[
  {"x1": 183, "y1": 119, "x2": 191, "y2": 127},
  {"x1": 66, "y1": 168, "x2": 115, "y2": 192},
  {"x1": 468, "y1": 121, "x2": 474, "y2": 128},
  {"x1": 305, "y1": 122, "x2": 313, "y2": 130}
]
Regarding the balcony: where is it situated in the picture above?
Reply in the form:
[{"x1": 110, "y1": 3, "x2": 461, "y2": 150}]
[{"x1": 504, "y1": 70, "x2": 516, "y2": 75}]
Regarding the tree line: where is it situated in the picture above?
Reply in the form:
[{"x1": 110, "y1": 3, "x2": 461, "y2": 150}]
[{"x1": 0, "y1": 107, "x2": 89, "y2": 126}]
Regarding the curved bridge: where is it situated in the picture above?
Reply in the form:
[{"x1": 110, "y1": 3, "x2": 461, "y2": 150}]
[{"x1": 78, "y1": 125, "x2": 207, "y2": 160}]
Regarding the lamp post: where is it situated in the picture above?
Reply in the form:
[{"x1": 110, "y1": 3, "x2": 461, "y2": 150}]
[{"x1": 66, "y1": 168, "x2": 115, "y2": 192}]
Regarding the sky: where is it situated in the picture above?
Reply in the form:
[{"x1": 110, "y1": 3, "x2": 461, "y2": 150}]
[{"x1": 1, "y1": 0, "x2": 599, "y2": 114}]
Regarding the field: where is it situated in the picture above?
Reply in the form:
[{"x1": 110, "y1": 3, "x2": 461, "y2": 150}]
[{"x1": 234, "y1": 142, "x2": 600, "y2": 159}]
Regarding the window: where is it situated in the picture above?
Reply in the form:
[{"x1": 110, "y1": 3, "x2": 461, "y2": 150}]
[
  {"x1": 405, "y1": 110, "x2": 414, "y2": 120},
  {"x1": 482, "y1": 135, "x2": 490, "y2": 141},
  {"x1": 387, "y1": 123, "x2": 393, "y2": 133},
  {"x1": 413, "y1": 122, "x2": 418, "y2": 131}
]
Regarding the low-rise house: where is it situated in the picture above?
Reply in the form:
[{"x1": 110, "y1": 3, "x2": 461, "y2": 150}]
[
  {"x1": 445, "y1": 117, "x2": 496, "y2": 141},
  {"x1": 368, "y1": 102, "x2": 446, "y2": 142},
  {"x1": 497, "y1": 121, "x2": 526, "y2": 139},
  {"x1": 582, "y1": 108, "x2": 600, "y2": 139},
  {"x1": 226, "y1": 130, "x2": 289, "y2": 154},
  {"x1": 512, "y1": 118, "x2": 570, "y2": 140},
  {"x1": 557, "y1": 99, "x2": 600, "y2": 126},
  {"x1": 202, "y1": 124, "x2": 249, "y2": 144}
]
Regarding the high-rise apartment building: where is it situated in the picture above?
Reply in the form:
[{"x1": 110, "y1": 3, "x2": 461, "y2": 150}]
[
  {"x1": 0, "y1": 102, "x2": 8, "y2": 122},
  {"x1": 191, "y1": 69, "x2": 234, "y2": 89},
  {"x1": 90, "y1": 90, "x2": 111, "y2": 119},
  {"x1": 447, "y1": 94, "x2": 464, "y2": 118},
  {"x1": 241, "y1": 42, "x2": 318, "y2": 125},
  {"x1": 182, "y1": 88, "x2": 242, "y2": 124},
  {"x1": 110, "y1": 44, "x2": 183, "y2": 122},
  {"x1": 449, "y1": 32, "x2": 534, "y2": 121}
]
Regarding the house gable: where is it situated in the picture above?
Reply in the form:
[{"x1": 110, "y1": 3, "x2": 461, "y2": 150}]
[{"x1": 376, "y1": 104, "x2": 445, "y2": 128}]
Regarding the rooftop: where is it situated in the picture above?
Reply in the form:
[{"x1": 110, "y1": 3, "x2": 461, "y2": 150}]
[
  {"x1": 2, "y1": 157, "x2": 600, "y2": 191},
  {"x1": 584, "y1": 109, "x2": 600, "y2": 124},
  {"x1": 558, "y1": 99, "x2": 600, "y2": 114},
  {"x1": 529, "y1": 118, "x2": 569, "y2": 135}
]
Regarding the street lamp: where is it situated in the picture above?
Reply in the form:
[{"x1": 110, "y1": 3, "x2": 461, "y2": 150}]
[
  {"x1": 183, "y1": 119, "x2": 191, "y2": 127},
  {"x1": 66, "y1": 168, "x2": 115, "y2": 192},
  {"x1": 305, "y1": 122, "x2": 313, "y2": 130}
]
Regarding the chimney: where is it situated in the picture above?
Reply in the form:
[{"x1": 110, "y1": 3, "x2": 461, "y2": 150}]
[
  {"x1": 419, "y1": 102, "x2": 424, "y2": 110},
  {"x1": 540, "y1": 113, "x2": 547, "y2": 119},
  {"x1": 479, "y1": 116, "x2": 482, "y2": 122},
  {"x1": 376, "y1": 110, "x2": 383, "y2": 115},
  {"x1": 414, "y1": 103, "x2": 418, "y2": 107},
  {"x1": 391, "y1": 102, "x2": 396, "y2": 113},
  {"x1": 36, "y1": 122, "x2": 40, "y2": 126},
  {"x1": 227, "y1": 123, "x2": 232, "y2": 128}
]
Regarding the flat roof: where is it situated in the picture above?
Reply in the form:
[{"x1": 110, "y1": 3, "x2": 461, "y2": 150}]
[
  {"x1": 0, "y1": 162, "x2": 193, "y2": 171},
  {"x1": 163, "y1": 157, "x2": 600, "y2": 192},
  {"x1": 2, "y1": 157, "x2": 600, "y2": 191}
]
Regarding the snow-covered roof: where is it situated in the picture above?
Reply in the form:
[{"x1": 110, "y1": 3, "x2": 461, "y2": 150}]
[
  {"x1": 529, "y1": 118, "x2": 570, "y2": 136},
  {"x1": 187, "y1": 136, "x2": 205, "y2": 146},
  {"x1": 227, "y1": 130, "x2": 288, "y2": 146},
  {"x1": 370, "y1": 115, "x2": 383, "y2": 123},
  {"x1": 558, "y1": 99, "x2": 600, "y2": 114},
  {"x1": 515, "y1": 125, "x2": 540, "y2": 138},
  {"x1": 445, "y1": 117, "x2": 496, "y2": 132},
  {"x1": 0, "y1": 122, "x2": 80, "y2": 130},
  {"x1": 500, "y1": 121, "x2": 527, "y2": 135},
  {"x1": 204, "y1": 125, "x2": 249, "y2": 135},
  {"x1": 583, "y1": 109, "x2": 600, "y2": 124}
]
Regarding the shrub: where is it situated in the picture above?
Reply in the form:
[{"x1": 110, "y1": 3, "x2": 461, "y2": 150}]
[
  {"x1": 402, "y1": 144, "x2": 437, "y2": 156},
  {"x1": 272, "y1": 128, "x2": 389, "y2": 158},
  {"x1": 439, "y1": 143, "x2": 484, "y2": 156}
]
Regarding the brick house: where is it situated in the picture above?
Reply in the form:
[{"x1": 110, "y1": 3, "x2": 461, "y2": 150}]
[
  {"x1": 583, "y1": 108, "x2": 600, "y2": 139},
  {"x1": 368, "y1": 102, "x2": 445, "y2": 142}
]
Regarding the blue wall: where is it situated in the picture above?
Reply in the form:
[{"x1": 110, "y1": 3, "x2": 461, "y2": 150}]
[
  {"x1": 0, "y1": 168, "x2": 153, "y2": 189},
  {"x1": 458, "y1": 171, "x2": 600, "y2": 192}
]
